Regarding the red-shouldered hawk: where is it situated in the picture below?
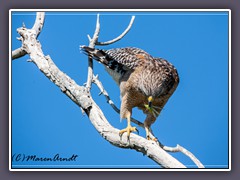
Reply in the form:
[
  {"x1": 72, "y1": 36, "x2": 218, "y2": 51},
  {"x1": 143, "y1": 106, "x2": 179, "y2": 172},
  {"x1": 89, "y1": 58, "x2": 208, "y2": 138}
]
[{"x1": 81, "y1": 46, "x2": 179, "y2": 141}]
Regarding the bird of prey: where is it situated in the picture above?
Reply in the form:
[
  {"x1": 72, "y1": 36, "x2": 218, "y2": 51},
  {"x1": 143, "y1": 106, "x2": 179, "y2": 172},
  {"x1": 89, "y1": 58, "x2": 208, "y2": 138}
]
[{"x1": 81, "y1": 46, "x2": 179, "y2": 141}]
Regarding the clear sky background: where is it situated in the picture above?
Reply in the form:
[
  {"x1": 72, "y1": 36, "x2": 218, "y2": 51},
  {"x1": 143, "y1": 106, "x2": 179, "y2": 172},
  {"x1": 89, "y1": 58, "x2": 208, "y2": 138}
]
[{"x1": 11, "y1": 11, "x2": 229, "y2": 169}]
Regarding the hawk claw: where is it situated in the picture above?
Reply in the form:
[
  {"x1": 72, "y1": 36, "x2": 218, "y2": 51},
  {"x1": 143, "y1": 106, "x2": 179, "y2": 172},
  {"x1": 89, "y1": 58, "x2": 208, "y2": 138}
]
[
  {"x1": 135, "y1": 128, "x2": 139, "y2": 135},
  {"x1": 119, "y1": 125, "x2": 138, "y2": 140},
  {"x1": 146, "y1": 135, "x2": 158, "y2": 142}
]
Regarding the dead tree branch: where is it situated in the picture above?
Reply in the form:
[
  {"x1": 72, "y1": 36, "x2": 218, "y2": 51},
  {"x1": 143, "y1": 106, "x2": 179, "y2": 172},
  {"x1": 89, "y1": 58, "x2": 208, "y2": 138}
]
[
  {"x1": 12, "y1": 47, "x2": 27, "y2": 60},
  {"x1": 96, "y1": 16, "x2": 135, "y2": 45},
  {"x1": 11, "y1": 12, "x2": 204, "y2": 168},
  {"x1": 85, "y1": 14, "x2": 100, "y2": 91},
  {"x1": 162, "y1": 144, "x2": 204, "y2": 168},
  {"x1": 12, "y1": 12, "x2": 45, "y2": 60}
]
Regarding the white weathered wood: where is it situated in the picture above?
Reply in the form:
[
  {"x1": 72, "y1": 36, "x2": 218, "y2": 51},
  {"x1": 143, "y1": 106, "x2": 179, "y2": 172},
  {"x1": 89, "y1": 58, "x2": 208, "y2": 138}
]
[
  {"x1": 12, "y1": 12, "x2": 45, "y2": 60},
  {"x1": 12, "y1": 47, "x2": 27, "y2": 60},
  {"x1": 85, "y1": 14, "x2": 100, "y2": 90},
  {"x1": 163, "y1": 144, "x2": 204, "y2": 168}
]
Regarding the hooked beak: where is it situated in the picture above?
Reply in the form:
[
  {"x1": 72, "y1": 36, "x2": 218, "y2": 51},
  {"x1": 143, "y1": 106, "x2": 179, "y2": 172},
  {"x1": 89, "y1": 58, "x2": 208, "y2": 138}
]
[
  {"x1": 144, "y1": 96, "x2": 160, "y2": 118},
  {"x1": 148, "y1": 96, "x2": 153, "y2": 108}
]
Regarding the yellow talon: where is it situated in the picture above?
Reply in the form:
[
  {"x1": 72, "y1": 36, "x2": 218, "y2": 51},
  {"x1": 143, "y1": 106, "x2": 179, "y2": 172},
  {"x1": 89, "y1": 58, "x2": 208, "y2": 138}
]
[
  {"x1": 147, "y1": 135, "x2": 158, "y2": 142},
  {"x1": 119, "y1": 125, "x2": 138, "y2": 140},
  {"x1": 145, "y1": 126, "x2": 158, "y2": 141}
]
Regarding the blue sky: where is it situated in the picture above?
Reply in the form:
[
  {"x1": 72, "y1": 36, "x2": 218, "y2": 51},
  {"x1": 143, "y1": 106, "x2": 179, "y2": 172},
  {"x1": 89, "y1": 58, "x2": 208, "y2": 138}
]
[{"x1": 11, "y1": 11, "x2": 229, "y2": 169}]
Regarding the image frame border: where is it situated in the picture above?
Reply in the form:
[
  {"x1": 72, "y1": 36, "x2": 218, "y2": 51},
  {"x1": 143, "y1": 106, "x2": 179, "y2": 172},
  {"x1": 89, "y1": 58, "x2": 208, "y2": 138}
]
[{"x1": 9, "y1": 8, "x2": 231, "y2": 172}]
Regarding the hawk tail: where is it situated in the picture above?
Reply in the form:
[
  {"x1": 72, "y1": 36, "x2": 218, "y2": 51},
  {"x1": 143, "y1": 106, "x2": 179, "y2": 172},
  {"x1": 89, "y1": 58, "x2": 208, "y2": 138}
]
[{"x1": 80, "y1": 46, "x2": 110, "y2": 66}]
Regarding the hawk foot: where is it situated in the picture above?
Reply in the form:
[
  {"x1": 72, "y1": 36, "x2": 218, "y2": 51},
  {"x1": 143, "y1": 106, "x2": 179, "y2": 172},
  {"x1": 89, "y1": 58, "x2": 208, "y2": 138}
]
[
  {"x1": 146, "y1": 135, "x2": 158, "y2": 142},
  {"x1": 119, "y1": 125, "x2": 139, "y2": 140}
]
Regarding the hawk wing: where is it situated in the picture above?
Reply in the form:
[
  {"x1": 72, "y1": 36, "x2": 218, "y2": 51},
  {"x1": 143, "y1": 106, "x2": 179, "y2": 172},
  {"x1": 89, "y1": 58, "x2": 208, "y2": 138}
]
[
  {"x1": 81, "y1": 46, "x2": 153, "y2": 71},
  {"x1": 104, "y1": 47, "x2": 153, "y2": 70}
]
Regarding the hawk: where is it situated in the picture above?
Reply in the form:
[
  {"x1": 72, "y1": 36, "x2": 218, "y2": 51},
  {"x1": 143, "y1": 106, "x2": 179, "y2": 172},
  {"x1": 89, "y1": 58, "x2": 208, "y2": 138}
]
[{"x1": 81, "y1": 46, "x2": 179, "y2": 141}]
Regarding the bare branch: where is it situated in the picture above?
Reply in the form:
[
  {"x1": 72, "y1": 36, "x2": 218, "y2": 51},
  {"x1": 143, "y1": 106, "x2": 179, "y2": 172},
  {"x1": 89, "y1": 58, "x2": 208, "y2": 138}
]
[
  {"x1": 89, "y1": 14, "x2": 100, "y2": 48},
  {"x1": 12, "y1": 12, "x2": 45, "y2": 60},
  {"x1": 32, "y1": 12, "x2": 45, "y2": 38},
  {"x1": 162, "y1": 144, "x2": 205, "y2": 168},
  {"x1": 12, "y1": 47, "x2": 27, "y2": 60},
  {"x1": 85, "y1": 56, "x2": 94, "y2": 91},
  {"x1": 86, "y1": 14, "x2": 100, "y2": 91},
  {"x1": 87, "y1": 34, "x2": 92, "y2": 42},
  {"x1": 96, "y1": 16, "x2": 135, "y2": 45}
]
